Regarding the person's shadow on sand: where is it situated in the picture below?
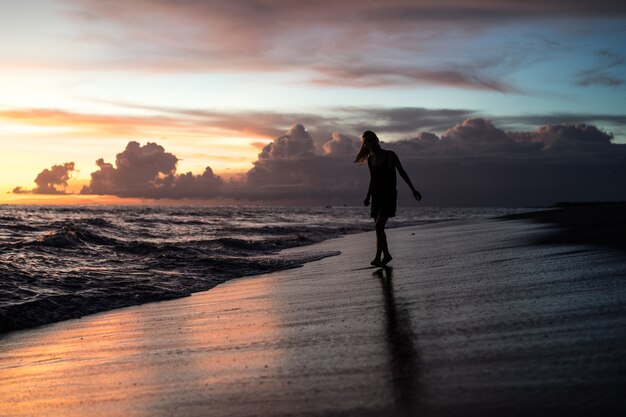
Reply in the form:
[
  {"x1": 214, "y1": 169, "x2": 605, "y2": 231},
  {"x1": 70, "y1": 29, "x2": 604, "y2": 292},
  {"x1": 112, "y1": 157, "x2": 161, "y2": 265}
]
[{"x1": 374, "y1": 266, "x2": 421, "y2": 416}]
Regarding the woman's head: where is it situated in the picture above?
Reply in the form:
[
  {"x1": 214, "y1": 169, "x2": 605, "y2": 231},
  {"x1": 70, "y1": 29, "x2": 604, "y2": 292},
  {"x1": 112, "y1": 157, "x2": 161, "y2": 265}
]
[
  {"x1": 362, "y1": 131, "x2": 379, "y2": 148},
  {"x1": 354, "y1": 130, "x2": 380, "y2": 163}
]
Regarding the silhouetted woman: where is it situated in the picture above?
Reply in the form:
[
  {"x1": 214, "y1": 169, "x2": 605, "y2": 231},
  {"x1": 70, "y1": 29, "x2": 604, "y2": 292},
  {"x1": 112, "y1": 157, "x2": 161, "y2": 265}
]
[{"x1": 355, "y1": 131, "x2": 421, "y2": 266}]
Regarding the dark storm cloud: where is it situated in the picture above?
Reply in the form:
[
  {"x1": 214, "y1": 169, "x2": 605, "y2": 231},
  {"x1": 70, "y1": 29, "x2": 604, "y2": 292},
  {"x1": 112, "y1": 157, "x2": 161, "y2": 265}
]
[
  {"x1": 491, "y1": 113, "x2": 626, "y2": 144},
  {"x1": 508, "y1": 123, "x2": 614, "y2": 151},
  {"x1": 243, "y1": 125, "x2": 365, "y2": 202},
  {"x1": 384, "y1": 120, "x2": 626, "y2": 206},
  {"x1": 80, "y1": 141, "x2": 222, "y2": 198},
  {"x1": 240, "y1": 120, "x2": 626, "y2": 206},
  {"x1": 386, "y1": 119, "x2": 616, "y2": 157},
  {"x1": 12, "y1": 162, "x2": 76, "y2": 195}
]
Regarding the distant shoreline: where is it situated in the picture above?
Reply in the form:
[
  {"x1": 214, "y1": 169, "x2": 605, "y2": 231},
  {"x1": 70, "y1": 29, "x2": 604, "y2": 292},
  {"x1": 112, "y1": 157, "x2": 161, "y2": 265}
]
[{"x1": 500, "y1": 201, "x2": 626, "y2": 254}]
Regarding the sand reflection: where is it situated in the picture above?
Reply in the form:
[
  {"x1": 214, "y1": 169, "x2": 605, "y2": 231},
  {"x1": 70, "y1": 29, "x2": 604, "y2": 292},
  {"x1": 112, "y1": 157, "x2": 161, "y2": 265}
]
[
  {"x1": 375, "y1": 266, "x2": 421, "y2": 415},
  {"x1": 0, "y1": 277, "x2": 281, "y2": 417},
  {"x1": 0, "y1": 308, "x2": 152, "y2": 416}
]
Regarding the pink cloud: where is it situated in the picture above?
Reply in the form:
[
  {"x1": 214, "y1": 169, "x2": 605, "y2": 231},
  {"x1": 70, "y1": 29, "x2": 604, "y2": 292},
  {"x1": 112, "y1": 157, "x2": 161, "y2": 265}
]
[{"x1": 58, "y1": 0, "x2": 626, "y2": 90}]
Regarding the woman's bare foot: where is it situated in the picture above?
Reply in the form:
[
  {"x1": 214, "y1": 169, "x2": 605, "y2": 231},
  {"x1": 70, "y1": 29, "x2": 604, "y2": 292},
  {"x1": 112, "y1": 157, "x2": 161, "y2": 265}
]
[{"x1": 381, "y1": 255, "x2": 393, "y2": 265}]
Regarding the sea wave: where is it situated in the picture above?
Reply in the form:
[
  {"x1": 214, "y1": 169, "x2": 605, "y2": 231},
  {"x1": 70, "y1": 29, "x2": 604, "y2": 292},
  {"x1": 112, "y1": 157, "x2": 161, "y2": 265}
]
[
  {"x1": 0, "y1": 249, "x2": 338, "y2": 332},
  {"x1": 0, "y1": 205, "x2": 530, "y2": 333}
]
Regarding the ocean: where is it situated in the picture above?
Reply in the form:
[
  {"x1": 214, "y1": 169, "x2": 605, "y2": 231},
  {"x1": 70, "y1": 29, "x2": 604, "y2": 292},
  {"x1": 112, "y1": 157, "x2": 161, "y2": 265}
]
[{"x1": 0, "y1": 205, "x2": 529, "y2": 332}]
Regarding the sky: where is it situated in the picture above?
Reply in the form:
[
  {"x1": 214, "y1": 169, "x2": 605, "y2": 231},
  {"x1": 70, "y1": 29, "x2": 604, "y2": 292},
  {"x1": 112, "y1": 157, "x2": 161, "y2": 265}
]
[{"x1": 1, "y1": 0, "x2": 625, "y2": 206}]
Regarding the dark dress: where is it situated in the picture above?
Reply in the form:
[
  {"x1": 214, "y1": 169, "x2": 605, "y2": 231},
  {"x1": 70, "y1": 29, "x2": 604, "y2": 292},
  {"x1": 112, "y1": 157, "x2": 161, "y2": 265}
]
[{"x1": 368, "y1": 150, "x2": 397, "y2": 218}]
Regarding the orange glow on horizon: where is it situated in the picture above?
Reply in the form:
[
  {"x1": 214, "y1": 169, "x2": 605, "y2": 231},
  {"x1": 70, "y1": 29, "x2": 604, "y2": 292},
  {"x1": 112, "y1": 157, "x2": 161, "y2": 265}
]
[
  {"x1": 0, "y1": 108, "x2": 273, "y2": 139},
  {"x1": 0, "y1": 193, "x2": 252, "y2": 206},
  {"x1": 0, "y1": 193, "x2": 147, "y2": 206},
  {"x1": 0, "y1": 105, "x2": 268, "y2": 202},
  {"x1": 0, "y1": 165, "x2": 249, "y2": 206}
]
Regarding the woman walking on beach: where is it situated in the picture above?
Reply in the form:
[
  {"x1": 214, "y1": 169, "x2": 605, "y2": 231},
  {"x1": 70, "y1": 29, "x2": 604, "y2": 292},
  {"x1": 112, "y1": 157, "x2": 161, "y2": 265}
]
[{"x1": 355, "y1": 131, "x2": 421, "y2": 266}]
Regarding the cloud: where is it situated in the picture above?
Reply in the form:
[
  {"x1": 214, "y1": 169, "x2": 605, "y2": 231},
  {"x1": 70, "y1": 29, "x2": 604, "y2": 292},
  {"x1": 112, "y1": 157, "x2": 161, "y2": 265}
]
[
  {"x1": 161, "y1": 167, "x2": 223, "y2": 199},
  {"x1": 12, "y1": 162, "x2": 75, "y2": 195},
  {"x1": 82, "y1": 141, "x2": 177, "y2": 196},
  {"x1": 256, "y1": 124, "x2": 315, "y2": 160},
  {"x1": 323, "y1": 132, "x2": 360, "y2": 156},
  {"x1": 80, "y1": 141, "x2": 222, "y2": 198},
  {"x1": 0, "y1": 103, "x2": 472, "y2": 154},
  {"x1": 378, "y1": 118, "x2": 543, "y2": 157},
  {"x1": 11, "y1": 103, "x2": 625, "y2": 148},
  {"x1": 577, "y1": 73, "x2": 624, "y2": 88},
  {"x1": 16, "y1": 119, "x2": 626, "y2": 206},
  {"x1": 337, "y1": 107, "x2": 476, "y2": 134},
  {"x1": 493, "y1": 113, "x2": 626, "y2": 127},
  {"x1": 508, "y1": 123, "x2": 614, "y2": 152},
  {"x1": 58, "y1": 0, "x2": 625, "y2": 90},
  {"x1": 243, "y1": 125, "x2": 365, "y2": 201},
  {"x1": 310, "y1": 65, "x2": 514, "y2": 92},
  {"x1": 385, "y1": 120, "x2": 625, "y2": 206},
  {"x1": 239, "y1": 120, "x2": 626, "y2": 206},
  {"x1": 436, "y1": 118, "x2": 518, "y2": 154},
  {"x1": 0, "y1": 108, "x2": 233, "y2": 137},
  {"x1": 387, "y1": 118, "x2": 617, "y2": 157},
  {"x1": 11, "y1": 187, "x2": 29, "y2": 194},
  {"x1": 68, "y1": 128, "x2": 362, "y2": 202},
  {"x1": 575, "y1": 50, "x2": 625, "y2": 87},
  {"x1": 88, "y1": 102, "x2": 477, "y2": 141}
]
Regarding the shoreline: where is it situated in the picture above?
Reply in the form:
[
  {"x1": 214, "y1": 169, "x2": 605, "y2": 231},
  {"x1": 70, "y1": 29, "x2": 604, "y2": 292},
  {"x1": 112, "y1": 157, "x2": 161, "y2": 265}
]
[
  {"x1": 500, "y1": 201, "x2": 626, "y2": 254},
  {"x1": 2, "y1": 202, "x2": 620, "y2": 335},
  {"x1": 1, "y1": 208, "x2": 524, "y2": 334}
]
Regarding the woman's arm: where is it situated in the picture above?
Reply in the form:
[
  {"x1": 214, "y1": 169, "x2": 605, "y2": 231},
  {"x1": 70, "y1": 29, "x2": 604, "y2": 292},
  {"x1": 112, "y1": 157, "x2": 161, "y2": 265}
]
[
  {"x1": 364, "y1": 161, "x2": 373, "y2": 206},
  {"x1": 391, "y1": 151, "x2": 421, "y2": 201}
]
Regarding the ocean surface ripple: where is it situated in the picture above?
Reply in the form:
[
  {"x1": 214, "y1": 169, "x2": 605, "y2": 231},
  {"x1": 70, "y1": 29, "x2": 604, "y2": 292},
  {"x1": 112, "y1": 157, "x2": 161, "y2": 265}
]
[{"x1": 0, "y1": 205, "x2": 527, "y2": 332}]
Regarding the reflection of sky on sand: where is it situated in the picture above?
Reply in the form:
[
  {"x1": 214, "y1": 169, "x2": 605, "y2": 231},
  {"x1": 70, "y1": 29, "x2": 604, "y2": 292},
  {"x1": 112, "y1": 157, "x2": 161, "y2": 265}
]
[
  {"x1": 375, "y1": 266, "x2": 421, "y2": 415},
  {"x1": 267, "y1": 254, "x2": 403, "y2": 414},
  {"x1": 176, "y1": 280, "x2": 284, "y2": 413},
  {"x1": 0, "y1": 278, "x2": 281, "y2": 416},
  {"x1": 0, "y1": 308, "x2": 150, "y2": 416}
]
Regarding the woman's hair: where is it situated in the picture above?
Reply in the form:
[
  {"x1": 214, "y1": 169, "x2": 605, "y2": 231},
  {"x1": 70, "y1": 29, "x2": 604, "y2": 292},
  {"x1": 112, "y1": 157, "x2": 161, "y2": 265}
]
[{"x1": 354, "y1": 130, "x2": 379, "y2": 163}]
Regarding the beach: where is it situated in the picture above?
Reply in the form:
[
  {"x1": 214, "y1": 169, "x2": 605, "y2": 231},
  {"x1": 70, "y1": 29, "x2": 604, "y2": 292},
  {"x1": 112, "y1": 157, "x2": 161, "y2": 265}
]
[{"x1": 1, "y1": 208, "x2": 626, "y2": 416}]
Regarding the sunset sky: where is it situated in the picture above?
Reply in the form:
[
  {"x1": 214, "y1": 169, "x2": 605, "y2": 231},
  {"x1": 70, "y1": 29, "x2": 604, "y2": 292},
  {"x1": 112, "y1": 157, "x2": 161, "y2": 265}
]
[{"x1": 1, "y1": 0, "x2": 625, "y2": 205}]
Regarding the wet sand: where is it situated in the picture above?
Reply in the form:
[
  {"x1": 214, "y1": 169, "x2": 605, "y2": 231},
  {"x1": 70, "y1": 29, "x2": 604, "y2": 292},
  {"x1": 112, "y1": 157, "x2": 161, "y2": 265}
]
[
  {"x1": 502, "y1": 202, "x2": 626, "y2": 253},
  {"x1": 1, "y1": 213, "x2": 626, "y2": 416}
]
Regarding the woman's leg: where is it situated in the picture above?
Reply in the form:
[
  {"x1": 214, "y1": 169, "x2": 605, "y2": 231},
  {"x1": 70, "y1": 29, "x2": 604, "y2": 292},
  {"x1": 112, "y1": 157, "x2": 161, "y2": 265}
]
[
  {"x1": 375, "y1": 215, "x2": 391, "y2": 264},
  {"x1": 372, "y1": 217, "x2": 382, "y2": 263}
]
